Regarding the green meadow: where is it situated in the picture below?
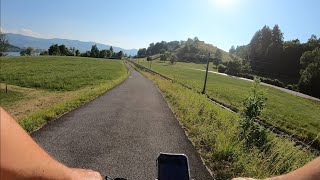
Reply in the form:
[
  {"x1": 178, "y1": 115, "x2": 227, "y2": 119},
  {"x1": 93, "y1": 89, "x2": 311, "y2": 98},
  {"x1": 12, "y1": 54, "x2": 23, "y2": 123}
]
[{"x1": 137, "y1": 60, "x2": 320, "y2": 147}]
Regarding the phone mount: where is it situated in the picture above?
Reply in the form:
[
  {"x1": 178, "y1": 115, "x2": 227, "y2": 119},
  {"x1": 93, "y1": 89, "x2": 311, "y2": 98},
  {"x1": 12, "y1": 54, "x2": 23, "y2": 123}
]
[{"x1": 156, "y1": 153, "x2": 191, "y2": 180}]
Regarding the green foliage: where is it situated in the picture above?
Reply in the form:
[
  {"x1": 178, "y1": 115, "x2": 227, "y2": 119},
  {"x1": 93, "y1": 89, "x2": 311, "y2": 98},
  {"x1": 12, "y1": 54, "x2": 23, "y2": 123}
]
[
  {"x1": 241, "y1": 79, "x2": 268, "y2": 148},
  {"x1": 225, "y1": 60, "x2": 242, "y2": 75},
  {"x1": 20, "y1": 47, "x2": 34, "y2": 56},
  {"x1": 137, "y1": 61, "x2": 320, "y2": 147},
  {"x1": 146, "y1": 56, "x2": 152, "y2": 61},
  {"x1": 140, "y1": 37, "x2": 232, "y2": 63},
  {"x1": 137, "y1": 48, "x2": 147, "y2": 57},
  {"x1": 0, "y1": 56, "x2": 126, "y2": 91},
  {"x1": 299, "y1": 61, "x2": 320, "y2": 98},
  {"x1": 40, "y1": 50, "x2": 49, "y2": 55},
  {"x1": 75, "y1": 49, "x2": 80, "y2": 56},
  {"x1": 141, "y1": 71, "x2": 314, "y2": 179},
  {"x1": 90, "y1": 44, "x2": 99, "y2": 58},
  {"x1": 160, "y1": 53, "x2": 167, "y2": 61},
  {"x1": 0, "y1": 31, "x2": 8, "y2": 56},
  {"x1": 217, "y1": 64, "x2": 226, "y2": 73},
  {"x1": 298, "y1": 48, "x2": 320, "y2": 97}
]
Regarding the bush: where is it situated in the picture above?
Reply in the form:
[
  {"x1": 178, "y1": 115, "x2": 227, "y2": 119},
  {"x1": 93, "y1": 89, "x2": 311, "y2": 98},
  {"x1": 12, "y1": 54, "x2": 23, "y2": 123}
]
[
  {"x1": 225, "y1": 60, "x2": 242, "y2": 75},
  {"x1": 241, "y1": 78, "x2": 268, "y2": 148},
  {"x1": 217, "y1": 64, "x2": 227, "y2": 73},
  {"x1": 261, "y1": 78, "x2": 285, "y2": 88},
  {"x1": 147, "y1": 56, "x2": 152, "y2": 61}
]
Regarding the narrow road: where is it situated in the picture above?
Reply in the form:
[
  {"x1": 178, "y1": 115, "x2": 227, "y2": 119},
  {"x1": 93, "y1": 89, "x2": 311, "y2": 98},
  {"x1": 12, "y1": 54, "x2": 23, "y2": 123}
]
[
  {"x1": 188, "y1": 68, "x2": 320, "y2": 102},
  {"x1": 32, "y1": 64, "x2": 212, "y2": 179}
]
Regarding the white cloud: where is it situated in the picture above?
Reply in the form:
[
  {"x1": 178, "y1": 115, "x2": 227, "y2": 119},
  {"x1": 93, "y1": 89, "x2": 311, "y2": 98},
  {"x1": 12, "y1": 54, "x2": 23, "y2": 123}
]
[
  {"x1": 19, "y1": 28, "x2": 42, "y2": 38},
  {"x1": 2, "y1": 27, "x2": 46, "y2": 38}
]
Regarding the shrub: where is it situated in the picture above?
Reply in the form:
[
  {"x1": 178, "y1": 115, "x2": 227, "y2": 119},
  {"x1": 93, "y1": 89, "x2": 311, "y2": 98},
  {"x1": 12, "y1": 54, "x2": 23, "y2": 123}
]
[
  {"x1": 147, "y1": 56, "x2": 152, "y2": 61},
  {"x1": 261, "y1": 78, "x2": 285, "y2": 88},
  {"x1": 217, "y1": 64, "x2": 227, "y2": 73},
  {"x1": 241, "y1": 78, "x2": 268, "y2": 148}
]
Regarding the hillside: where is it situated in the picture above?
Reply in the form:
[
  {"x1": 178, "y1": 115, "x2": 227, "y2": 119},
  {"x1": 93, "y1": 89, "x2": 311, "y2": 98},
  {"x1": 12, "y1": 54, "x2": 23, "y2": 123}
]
[
  {"x1": 5, "y1": 33, "x2": 138, "y2": 55},
  {"x1": 7, "y1": 43, "x2": 22, "y2": 52},
  {"x1": 174, "y1": 40, "x2": 232, "y2": 63},
  {"x1": 139, "y1": 38, "x2": 233, "y2": 63}
]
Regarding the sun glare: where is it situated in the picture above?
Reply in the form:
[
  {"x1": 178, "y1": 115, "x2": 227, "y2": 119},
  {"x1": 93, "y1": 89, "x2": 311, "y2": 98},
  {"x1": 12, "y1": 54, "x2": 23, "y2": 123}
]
[{"x1": 210, "y1": 0, "x2": 237, "y2": 9}]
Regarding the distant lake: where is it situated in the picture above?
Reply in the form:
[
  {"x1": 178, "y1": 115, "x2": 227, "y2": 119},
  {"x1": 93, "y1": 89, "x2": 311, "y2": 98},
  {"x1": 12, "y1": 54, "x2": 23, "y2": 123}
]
[
  {"x1": 5, "y1": 52, "x2": 20, "y2": 56},
  {"x1": 4, "y1": 52, "x2": 40, "y2": 56}
]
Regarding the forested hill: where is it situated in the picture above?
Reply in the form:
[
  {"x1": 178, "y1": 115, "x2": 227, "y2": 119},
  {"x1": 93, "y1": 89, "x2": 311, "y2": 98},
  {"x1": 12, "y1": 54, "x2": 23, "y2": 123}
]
[
  {"x1": 229, "y1": 25, "x2": 320, "y2": 98},
  {"x1": 137, "y1": 37, "x2": 233, "y2": 63}
]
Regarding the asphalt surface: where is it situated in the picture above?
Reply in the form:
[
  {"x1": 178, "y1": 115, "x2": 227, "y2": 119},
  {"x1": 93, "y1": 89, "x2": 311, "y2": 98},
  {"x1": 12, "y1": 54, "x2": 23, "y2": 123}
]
[{"x1": 32, "y1": 63, "x2": 212, "y2": 179}]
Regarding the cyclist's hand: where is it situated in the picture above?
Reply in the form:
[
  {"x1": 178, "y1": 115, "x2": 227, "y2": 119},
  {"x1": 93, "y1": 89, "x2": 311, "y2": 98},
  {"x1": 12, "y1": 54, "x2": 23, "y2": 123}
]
[{"x1": 69, "y1": 168, "x2": 103, "y2": 180}]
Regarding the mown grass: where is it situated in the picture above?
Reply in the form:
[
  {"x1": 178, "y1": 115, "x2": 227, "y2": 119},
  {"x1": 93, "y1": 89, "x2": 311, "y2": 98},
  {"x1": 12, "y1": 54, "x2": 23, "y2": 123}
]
[
  {"x1": 0, "y1": 56, "x2": 125, "y2": 91},
  {"x1": 140, "y1": 69, "x2": 315, "y2": 179},
  {"x1": 136, "y1": 58, "x2": 217, "y2": 71},
  {"x1": 0, "y1": 88, "x2": 25, "y2": 107},
  {"x1": 137, "y1": 60, "x2": 320, "y2": 147},
  {"x1": 0, "y1": 56, "x2": 128, "y2": 132}
]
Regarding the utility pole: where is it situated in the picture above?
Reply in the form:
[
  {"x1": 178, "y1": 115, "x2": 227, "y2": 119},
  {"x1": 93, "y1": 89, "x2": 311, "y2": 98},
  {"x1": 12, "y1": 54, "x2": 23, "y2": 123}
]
[
  {"x1": 201, "y1": 53, "x2": 210, "y2": 94},
  {"x1": 150, "y1": 58, "x2": 152, "y2": 69}
]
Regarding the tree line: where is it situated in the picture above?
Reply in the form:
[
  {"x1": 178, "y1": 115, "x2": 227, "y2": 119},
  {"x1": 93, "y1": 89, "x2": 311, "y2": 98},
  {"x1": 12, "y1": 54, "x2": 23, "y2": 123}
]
[
  {"x1": 40, "y1": 44, "x2": 124, "y2": 59},
  {"x1": 228, "y1": 25, "x2": 320, "y2": 98}
]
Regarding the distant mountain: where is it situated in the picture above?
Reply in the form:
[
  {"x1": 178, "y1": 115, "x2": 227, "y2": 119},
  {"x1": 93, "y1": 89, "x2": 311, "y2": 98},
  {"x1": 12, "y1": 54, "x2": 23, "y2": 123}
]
[
  {"x1": 6, "y1": 43, "x2": 22, "y2": 52},
  {"x1": 5, "y1": 33, "x2": 138, "y2": 56}
]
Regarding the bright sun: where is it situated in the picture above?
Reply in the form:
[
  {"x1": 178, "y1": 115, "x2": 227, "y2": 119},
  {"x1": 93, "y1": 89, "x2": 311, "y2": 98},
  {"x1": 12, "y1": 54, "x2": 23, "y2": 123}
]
[{"x1": 211, "y1": 0, "x2": 237, "y2": 8}]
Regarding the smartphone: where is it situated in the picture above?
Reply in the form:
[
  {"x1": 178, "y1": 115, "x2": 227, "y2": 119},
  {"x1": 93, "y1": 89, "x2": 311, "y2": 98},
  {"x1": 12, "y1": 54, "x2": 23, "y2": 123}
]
[{"x1": 157, "y1": 153, "x2": 190, "y2": 180}]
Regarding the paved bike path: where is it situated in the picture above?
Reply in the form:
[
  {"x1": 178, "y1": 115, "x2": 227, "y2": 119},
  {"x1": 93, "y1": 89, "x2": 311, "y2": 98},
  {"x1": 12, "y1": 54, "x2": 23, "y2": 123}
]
[{"x1": 32, "y1": 63, "x2": 212, "y2": 179}]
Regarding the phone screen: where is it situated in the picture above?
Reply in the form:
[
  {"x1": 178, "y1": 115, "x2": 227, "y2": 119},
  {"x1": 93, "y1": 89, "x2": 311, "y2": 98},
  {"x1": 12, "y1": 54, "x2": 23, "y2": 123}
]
[{"x1": 157, "y1": 153, "x2": 190, "y2": 180}]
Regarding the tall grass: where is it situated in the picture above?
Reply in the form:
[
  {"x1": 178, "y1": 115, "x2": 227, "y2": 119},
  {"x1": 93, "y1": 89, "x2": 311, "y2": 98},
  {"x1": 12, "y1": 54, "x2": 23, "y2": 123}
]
[{"x1": 142, "y1": 71, "x2": 315, "y2": 179}]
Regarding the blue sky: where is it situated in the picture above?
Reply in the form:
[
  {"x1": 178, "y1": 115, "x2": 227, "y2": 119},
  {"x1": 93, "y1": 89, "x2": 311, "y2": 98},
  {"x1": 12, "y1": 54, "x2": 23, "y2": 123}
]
[{"x1": 1, "y1": 0, "x2": 319, "y2": 51}]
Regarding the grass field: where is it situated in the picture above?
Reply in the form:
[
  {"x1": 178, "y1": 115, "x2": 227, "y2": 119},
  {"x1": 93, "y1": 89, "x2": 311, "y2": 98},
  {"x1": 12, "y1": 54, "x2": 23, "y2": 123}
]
[
  {"x1": 136, "y1": 60, "x2": 320, "y2": 146},
  {"x1": 138, "y1": 68, "x2": 315, "y2": 179},
  {"x1": 0, "y1": 56, "x2": 127, "y2": 132}
]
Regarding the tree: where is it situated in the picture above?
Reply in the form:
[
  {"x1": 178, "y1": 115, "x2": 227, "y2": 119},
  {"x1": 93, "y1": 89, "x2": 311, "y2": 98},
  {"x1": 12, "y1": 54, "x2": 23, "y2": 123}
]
[
  {"x1": 137, "y1": 48, "x2": 147, "y2": 57},
  {"x1": 90, "y1": 45, "x2": 99, "y2": 58},
  {"x1": 0, "y1": 31, "x2": 8, "y2": 56},
  {"x1": 225, "y1": 60, "x2": 242, "y2": 75},
  {"x1": 229, "y1": 45, "x2": 236, "y2": 54},
  {"x1": 75, "y1": 49, "x2": 80, "y2": 56},
  {"x1": 99, "y1": 50, "x2": 108, "y2": 58},
  {"x1": 106, "y1": 50, "x2": 112, "y2": 58},
  {"x1": 109, "y1": 46, "x2": 113, "y2": 54},
  {"x1": 59, "y1": 45, "x2": 69, "y2": 55},
  {"x1": 169, "y1": 54, "x2": 177, "y2": 64},
  {"x1": 298, "y1": 62, "x2": 320, "y2": 98},
  {"x1": 300, "y1": 47, "x2": 320, "y2": 69},
  {"x1": 40, "y1": 51, "x2": 49, "y2": 55},
  {"x1": 117, "y1": 50, "x2": 124, "y2": 59},
  {"x1": 213, "y1": 49, "x2": 222, "y2": 66},
  {"x1": 160, "y1": 53, "x2": 167, "y2": 61},
  {"x1": 146, "y1": 56, "x2": 152, "y2": 61},
  {"x1": 48, "y1": 44, "x2": 61, "y2": 55},
  {"x1": 298, "y1": 48, "x2": 320, "y2": 97},
  {"x1": 80, "y1": 51, "x2": 91, "y2": 57},
  {"x1": 20, "y1": 47, "x2": 34, "y2": 56},
  {"x1": 271, "y1": 24, "x2": 284, "y2": 45}
]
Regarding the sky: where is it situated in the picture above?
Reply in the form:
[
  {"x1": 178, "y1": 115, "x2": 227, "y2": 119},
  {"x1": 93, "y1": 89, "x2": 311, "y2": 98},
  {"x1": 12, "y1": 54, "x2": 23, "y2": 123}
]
[{"x1": 1, "y1": 0, "x2": 320, "y2": 51}]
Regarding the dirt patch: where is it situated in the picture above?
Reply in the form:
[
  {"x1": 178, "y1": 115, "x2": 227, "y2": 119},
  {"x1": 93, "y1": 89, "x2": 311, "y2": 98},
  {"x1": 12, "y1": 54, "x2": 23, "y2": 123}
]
[{"x1": 0, "y1": 83, "x2": 76, "y2": 120}]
